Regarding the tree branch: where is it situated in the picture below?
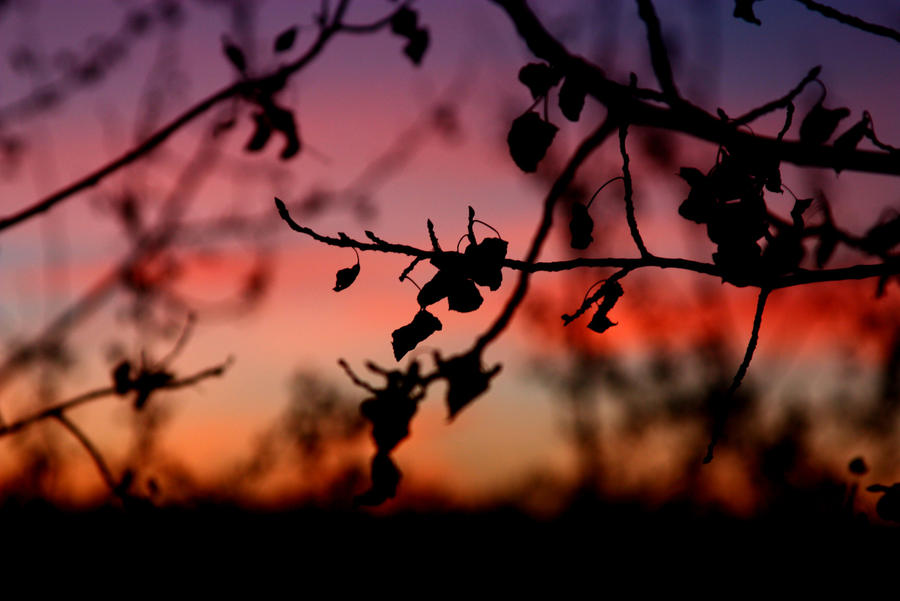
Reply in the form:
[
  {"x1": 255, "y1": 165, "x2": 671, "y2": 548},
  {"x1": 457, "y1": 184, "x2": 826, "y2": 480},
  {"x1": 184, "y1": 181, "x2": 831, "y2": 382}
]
[
  {"x1": 0, "y1": 359, "x2": 232, "y2": 438},
  {"x1": 704, "y1": 287, "x2": 771, "y2": 463},
  {"x1": 792, "y1": 0, "x2": 900, "y2": 45},
  {"x1": 635, "y1": 0, "x2": 679, "y2": 99}
]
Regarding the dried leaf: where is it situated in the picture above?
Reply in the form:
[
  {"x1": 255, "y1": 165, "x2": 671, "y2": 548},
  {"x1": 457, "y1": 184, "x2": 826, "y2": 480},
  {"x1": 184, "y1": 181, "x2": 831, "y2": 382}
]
[
  {"x1": 435, "y1": 351, "x2": 502, "y2": 419},
  {"x1": 558, "y1": 75, "x2": 587, "y2": 122},
  {"x1": 507, "y1": 111, "x2": 558, "y2": 173},
  {"x1": 733, "y1": 0, "x2": 761, "y2": 24},
  {"x1": 333, "y1": 262, "x2": 360, "y2": 292},
  {"x1": 391, "y1": 310, "x2": 442, "y2": 361},
  {"x1": 245, "y1": 113, "x2": 272, "y2": 152},
  {"x1": 403, "y1": 27, "x2": 429, "y2": 66},
  {"x1": 464, "y1": 237, "x2": 508, "y2": 291},
  {"x1": 799, "y1": 100, "x2": 850, "y2": 145},
  {"x1": 569, "y1": 203, "x2": 594, "y2": 250},
  {"x1": 390, "y1": 6, "x2": 418, "y2": 37},
  {"x1": 518, "y1": 62, "x2": 562, "y2": 99},
  {"x1": 355, "y1": 452, "x2": 402, "y2": 507}
]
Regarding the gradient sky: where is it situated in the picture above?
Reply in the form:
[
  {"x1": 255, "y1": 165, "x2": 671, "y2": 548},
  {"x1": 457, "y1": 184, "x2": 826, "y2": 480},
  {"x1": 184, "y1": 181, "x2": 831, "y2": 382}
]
[{"x1": 1, "y1": 0, "x2": 899, "y2": 507}]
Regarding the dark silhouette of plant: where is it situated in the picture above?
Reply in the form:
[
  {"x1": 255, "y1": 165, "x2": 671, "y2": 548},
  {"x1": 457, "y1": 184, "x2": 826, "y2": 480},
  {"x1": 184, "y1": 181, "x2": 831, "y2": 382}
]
[
  {"x1": 271, "y1": 0, "x2": 900, "y2": 508},
  {"x1": 3, "y1": 0, "x2": 900, "y2": 521}
]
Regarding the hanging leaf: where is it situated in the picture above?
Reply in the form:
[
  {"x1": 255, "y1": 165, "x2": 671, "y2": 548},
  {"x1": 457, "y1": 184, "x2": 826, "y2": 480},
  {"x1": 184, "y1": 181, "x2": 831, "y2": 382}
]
[
  {"x1": 518, "y1": 62, "x2": 562, "y2": 99},
  {"x1": 435, "y1": 350, "x2": 502, "y2": 420},
  {"x1": 403, "y1": 27, "x2": 429, "y2": 66},
  {"x1": 733, "y1": 0, "x2": 761, "y2": 25},
  {"x1": 558, "y1": 75, "x2": 587, "y2": 122},
  {"x1": 222, "y1": 38, "x2": 246, "y2": 73},
  {"x1": 446, "y1": 278, "x2": 483, "y2": 312},
  {"x1": 463, "y1": 237, "x2": 508, "y2": 290},
  {"x1": 112, "y1": 360, "x2": 133, "y2": 395},
  {"x1": 273, "y1": 26, "x2": 298, "y2": 53},
  {"x1": 390, "y1": 6, "x2": 418, "y2": 37},
  {"x1": 245, "y1": 112, "x2": 272, "y2": 152},
  {"x1": 507, "y1": 111, "x2": 558, "y2": 173},
  {"x1": 569, "y1": 203, "x2": 594, "y2": 250},
  {"x1": 266, "y1": 104, "x2": 302, "y2": 159},
  {"x1": 333, "y1": 254, "x2": 360, "y2": 291},
  {"x1": 677, "y1": 167, "x2": 716, "y2": 224},
  {"x1": 799, "y1": 100, "x2": 850, "y2": 145},
  {"x1": 391, "y1": 310, "x2": 442, "y2": 361},
  {"x1": 586, "y1": 280, "x2": 624, "y2": 334},
  {"x1": 357, "y1": 362, "x2": 424, "y2": 454},
  {"x1": 355, "y1": 452, "x2": 402, "y2": 507}
]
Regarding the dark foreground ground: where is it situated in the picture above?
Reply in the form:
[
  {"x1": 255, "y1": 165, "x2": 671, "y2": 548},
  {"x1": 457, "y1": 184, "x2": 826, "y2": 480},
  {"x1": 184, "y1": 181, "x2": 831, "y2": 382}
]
[{"x1": 2, "y1": 495, "x2": 896, "y2": 577}]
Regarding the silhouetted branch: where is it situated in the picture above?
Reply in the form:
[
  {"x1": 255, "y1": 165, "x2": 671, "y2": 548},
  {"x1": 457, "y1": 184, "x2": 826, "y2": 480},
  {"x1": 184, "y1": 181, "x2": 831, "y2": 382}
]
[
  {"x1": 704, "y1": 287, "x2": 770, "y2": 463},
  {"x1": 793, "y1": 0, "x2": 900, "y2": 45},
  {"x1": 53, "y1": 412, "x2": 119, "y2": 493},
  {"x1": 635, "y1": 0, "x2": 679, "y2": 99},
  {"x1": 491, "y1": 0, "x2": 900, "y2": 175},
  {"x1": 618, "y1": 123, "x2": 649, "y2": 258},
  {"x1": 0, "y1": 0, "x2": 406, "y2": 234},
  {"x1": 732, "y1": 65, "x2": 821, "y2": 126},
  {"x1": 0, "y1": 358, "x2": 232, "y2": 438}
]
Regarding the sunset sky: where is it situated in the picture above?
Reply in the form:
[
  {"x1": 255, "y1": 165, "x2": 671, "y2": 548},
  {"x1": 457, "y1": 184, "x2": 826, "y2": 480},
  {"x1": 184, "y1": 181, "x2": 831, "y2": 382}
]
[{"x1": 0, "y1": 0, "x2": 899, "y2": 510}]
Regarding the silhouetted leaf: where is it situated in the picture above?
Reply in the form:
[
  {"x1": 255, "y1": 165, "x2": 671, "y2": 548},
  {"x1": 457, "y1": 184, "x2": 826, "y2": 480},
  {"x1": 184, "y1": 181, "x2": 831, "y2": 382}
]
[
  {"x1": 391, "y1": 310, "x2": 442, "y2": 361},
  {"x1": 435, "y1": 350, "x2": 502, "y2": 419},
  {"x1": 569, "y1": 203, "x2": 594, "y2": 249},
  {"x1": 112, "y1": 360, "x2": 132, "y2": 394},
  {"x1": 355, "y1": 452, "x2": 401, "y2": 506},
  {"x1": 733, "y1": 0, "x2": 761, "y2": 24},
  {"x1": 507, "y1": 111, "x2": 558, "y2": 173},
  {"x1": 267, "y1": 104, "x2": 301, "y2": 159},
  {"x1": 558, "y1": 75, "x2": 586, "y2": 121},
  {"x1": 333, "y1": 262, "x2": 360, "y2": 292},
  {"x1": 586, "y1": 280, "x2": 623, "y2": 334},
  {"x1": 464, "y1": 237, "x2": 508, "y2": 290},
  {"x1": 245, "y1": 113, "x2": 272, "y2": 152},
  {"x1": 403, "y1": 28, "x2": 429, "y2": 66},
  {"x1": 358, "y1": 362, "x2": 423, "y2": 453},
  {"x1": 222, "y1": 38, "x2": 246, "y2": 73},
  {"x1": 518, "y1": 62, "x2": 562, "y2": 99},
  {"x1": 447, "y1": 278, "x2": 483, "y2": 312},
  {"x1": 390, "y1": 6, "x2": 418, "y2": 37},
  {"x1": 677, "y1": 167, "x2": 716, "y2": 224},
  {"x1": 274, "y1": 26, "x2": 298, "y2": 53},
  {"x1": 834, "y1": 113, "x2": 870, "y2": 153},
  {"x1": 799, "y1": 100, "x2": 850, "y2": 145}
]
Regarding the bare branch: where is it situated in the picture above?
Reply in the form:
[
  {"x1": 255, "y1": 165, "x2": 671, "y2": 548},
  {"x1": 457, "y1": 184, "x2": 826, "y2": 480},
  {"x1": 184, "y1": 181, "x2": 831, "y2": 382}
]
[
  {"x1": 704, "y1": 288, "x2": 771, "y2": 463},
  {"x1": 793, "y1": 0, "x2": 900, "y2": 45},
  {"x1": 618, "y1": 123, "x2": 650, "y2": 258},
  {"x1": 635, "y1": 0, "x2": 679, "y2": 99},
  {"x1": 0, "y1": 359, "x2": 232, "y2": 438}
]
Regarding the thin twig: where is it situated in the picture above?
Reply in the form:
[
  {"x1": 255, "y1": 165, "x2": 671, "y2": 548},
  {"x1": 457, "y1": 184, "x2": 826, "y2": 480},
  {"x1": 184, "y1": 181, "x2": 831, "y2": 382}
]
[
  {"x1": 619, "y1": 123, "x2": 649, "y2": 258},
  {"x1": 793, "y1": 0, "x2": 900, "y2": 45},
  {"x1": 53, "y1": 412, "x2": 120, "y2": 493},
  {"x1": 703, "y1": 288, "x2": 771, "y2": 463},
  {"x1": 0, "y1": 0, "x2": 406, "y2": 234},
  {"x1": 635, "y1": 0, "x2": 679, "y2": 99},
  {"x1": 732, "y1": 66, "x2": 820, "y2": 126},
  {"x1": 0, "y1": 358, "x2": 232, "y2": 438}
]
